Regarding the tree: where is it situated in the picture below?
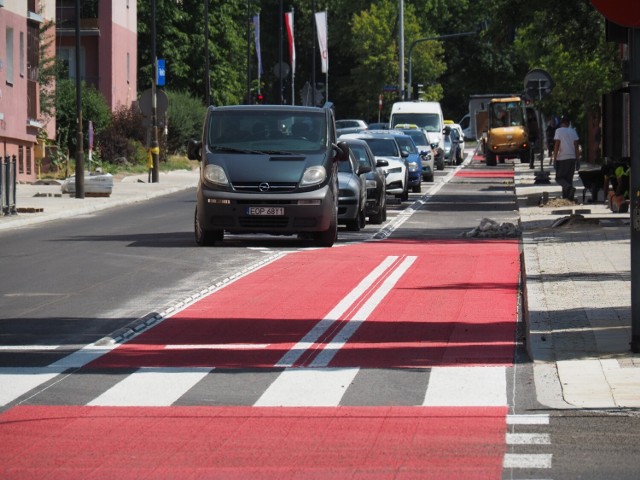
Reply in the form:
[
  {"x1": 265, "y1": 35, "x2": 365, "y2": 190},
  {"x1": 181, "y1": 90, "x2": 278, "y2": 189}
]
[
  {"x1": 55, "y1": 79, "x2": 111, "y2": 158},
  {"x1": 513, "y1": 0, "x2": 622, "y2": 131}
]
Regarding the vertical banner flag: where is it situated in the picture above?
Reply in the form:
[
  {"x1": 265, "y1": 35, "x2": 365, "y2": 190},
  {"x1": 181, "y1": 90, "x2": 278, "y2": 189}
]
[
  {"x1": 284, "y1": 11, "x2": 295, "y2": 73},
  {"x1": 253, "y1": 15, "x2": 263, "y2": 77},
  {"x1": 315, "y1": 11, "x2": 328, "y2": 73}
]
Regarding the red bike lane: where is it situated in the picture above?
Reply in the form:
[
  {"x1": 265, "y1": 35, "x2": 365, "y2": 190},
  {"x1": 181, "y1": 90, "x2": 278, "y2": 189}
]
[{"x1": 0, "y1": 238, "x2": 521, "y2": 479}]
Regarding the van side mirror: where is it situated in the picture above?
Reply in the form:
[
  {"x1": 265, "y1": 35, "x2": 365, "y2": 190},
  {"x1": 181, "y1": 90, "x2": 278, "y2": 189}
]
[
  {"x1": 334, "y1": 141, "x2": 349, "y2": 162},
  {"x1": 187, "y1": 139, "x2": 202, "y2": 161}
]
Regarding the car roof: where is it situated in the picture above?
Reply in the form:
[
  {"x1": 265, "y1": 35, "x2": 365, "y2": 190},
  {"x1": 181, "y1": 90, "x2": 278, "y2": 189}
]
[{"x1": 340, "y1": 132, "x2": 397, "y2": 140}]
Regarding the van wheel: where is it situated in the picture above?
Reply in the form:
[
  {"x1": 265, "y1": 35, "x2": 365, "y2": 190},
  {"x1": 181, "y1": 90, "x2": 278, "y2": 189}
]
[
  {"x1": 315, "y1": 210, "x2": 337, "y2": 247},
  {"x1": 486, "y1": 152, "x2": 497, "y2": 166},
  {"x1": 194, "y1": 208, "x2": 223, "y2": 246}
]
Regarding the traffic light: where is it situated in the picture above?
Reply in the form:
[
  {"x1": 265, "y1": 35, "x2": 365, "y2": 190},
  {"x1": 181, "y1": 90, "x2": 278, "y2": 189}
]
[
  {"x1": 412, "y1": 83, "x2": 424, "y2": 100},
  {"x1": 256, "y1": 93, "x2": 264, "y2": 104}
]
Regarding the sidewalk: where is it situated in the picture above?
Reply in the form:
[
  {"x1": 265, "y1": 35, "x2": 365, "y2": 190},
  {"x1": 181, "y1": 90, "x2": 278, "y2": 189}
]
[
  {"x1": 2, "y1": 162, "x2": 639, "y2": 409},
  {"x1": 0, "y1": 169, "x2": 199, "y2": 231},
  {"x1": 515, "y1": 158, "x2": 639, "y2": 409}
]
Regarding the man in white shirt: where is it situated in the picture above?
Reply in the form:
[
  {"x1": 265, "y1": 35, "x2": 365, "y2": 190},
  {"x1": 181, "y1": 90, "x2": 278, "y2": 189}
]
[{"x1": 553, "y1": 116, "x2": 580, "y2": 200}]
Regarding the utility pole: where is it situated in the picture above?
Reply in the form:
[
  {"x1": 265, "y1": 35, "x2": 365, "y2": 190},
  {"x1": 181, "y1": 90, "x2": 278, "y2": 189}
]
[
  {"x1": 630, "y1": 27, "x2": 640, "y2": 352},
  {"x1": 151, "y1": 0, "x2": 159, "y2": 183},
  {"x1": 205, "y1": 0, "x2": 211, "y2": 107},
  {"x1": 398, "y1": 0, "x2": 404, "y2": 101},
  {"x1": 74, "y1": 0, "x2": 84, "y2": 198}
]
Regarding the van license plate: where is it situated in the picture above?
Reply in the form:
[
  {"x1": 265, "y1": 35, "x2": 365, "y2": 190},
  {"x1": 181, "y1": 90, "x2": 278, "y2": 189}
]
[{"x1": 247, "y1": 207, "x2": 284, "y2": 216}]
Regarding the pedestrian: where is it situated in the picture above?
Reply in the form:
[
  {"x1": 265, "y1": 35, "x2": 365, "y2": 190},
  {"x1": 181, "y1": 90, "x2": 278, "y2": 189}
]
[
  {"x1": 545, "y1": 118, "x2": 556, "y2": 164},
  {"x1": 553, "y1": 116, "x2": 580, "y2": 201}
]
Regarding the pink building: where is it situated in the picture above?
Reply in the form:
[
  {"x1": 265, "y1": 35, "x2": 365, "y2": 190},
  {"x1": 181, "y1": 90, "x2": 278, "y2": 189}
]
[
  {"x1": 56, "y1": 0, "x2": 137, "y2": 111},
  {"x1": 0, "y1": 0, "x2": 56, "y2": 183},
  {"x1": 0, "y1": 1, "x2": 137, "y2": 184}
]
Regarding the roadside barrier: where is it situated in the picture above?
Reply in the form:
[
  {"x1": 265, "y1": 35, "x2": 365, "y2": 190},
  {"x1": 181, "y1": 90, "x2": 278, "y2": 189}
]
[{"x1": 1, "y1": 155, "x2": 17, "y2": 216}]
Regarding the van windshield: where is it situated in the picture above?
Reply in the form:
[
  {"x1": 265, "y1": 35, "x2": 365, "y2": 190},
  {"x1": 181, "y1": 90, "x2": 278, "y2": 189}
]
[
  {"x1": 208, "y1": 110, "x2": 327, "y2": 153},
  {"x1": 392, "y1": 113, "x2": 441, "y2": 132}
]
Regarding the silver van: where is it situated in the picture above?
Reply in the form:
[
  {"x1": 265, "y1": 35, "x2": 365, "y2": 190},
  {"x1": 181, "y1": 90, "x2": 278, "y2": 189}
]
[{"x1": 187, "y1": 104, "x2": 348, "y2": 247}]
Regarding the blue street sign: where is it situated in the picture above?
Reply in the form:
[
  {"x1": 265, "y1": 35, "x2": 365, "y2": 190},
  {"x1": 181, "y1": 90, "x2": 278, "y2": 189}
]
[{"x1": 157, "y1": 59, "x2": 166, "y2": 87}]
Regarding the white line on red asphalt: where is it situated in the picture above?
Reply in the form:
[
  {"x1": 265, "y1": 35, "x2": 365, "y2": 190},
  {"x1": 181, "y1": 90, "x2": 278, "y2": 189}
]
[{"x1": 275, "y1": 255, "x2": 416, "y2": 368}]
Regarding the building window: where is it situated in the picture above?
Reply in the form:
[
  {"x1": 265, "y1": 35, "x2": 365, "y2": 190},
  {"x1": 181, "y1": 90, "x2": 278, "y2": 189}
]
[
  {"x1": 5, "y1": 27, "x2": 13, "y2": 85},
  {"x1": 26, "y1": 146, "x2": 32, "y2": 175},
  {"x1": 20, "y1": 32, "x2": 25, "y2": 77},
  {"x1": 57, "y1": 47, "x2": 85, "y2": 80},
  {"x1": 18, "y1": 146, "x2": 24, "y2": 175},
  {"x1": 27, "y1": 21, "x2": 39, "y2": 82}
]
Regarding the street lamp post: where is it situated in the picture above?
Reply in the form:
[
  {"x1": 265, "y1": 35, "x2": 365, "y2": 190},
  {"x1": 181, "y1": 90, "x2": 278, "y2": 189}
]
[
  {"x1": 150, "y1": 0, "x2": 159, "y2": 183},
  {"x1": 407, "y1": 30, "x2": 478, "y2": 100}
]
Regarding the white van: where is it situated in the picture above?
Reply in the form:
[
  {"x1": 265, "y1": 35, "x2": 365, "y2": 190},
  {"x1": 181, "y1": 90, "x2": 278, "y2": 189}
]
[{"x1": 390, "y1": 101, "x2": 445, "y2": 169}]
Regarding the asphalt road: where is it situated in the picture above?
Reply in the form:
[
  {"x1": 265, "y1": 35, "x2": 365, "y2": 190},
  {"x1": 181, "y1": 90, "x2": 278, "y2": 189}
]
[{"x1": 2, "y1": 157, "x2": 639, "y2": 478}]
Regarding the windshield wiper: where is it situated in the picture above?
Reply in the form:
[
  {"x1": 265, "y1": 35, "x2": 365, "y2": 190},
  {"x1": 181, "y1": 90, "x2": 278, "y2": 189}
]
[{"x1": 210, "y1": 146, "x2": 263, "y2": 154}]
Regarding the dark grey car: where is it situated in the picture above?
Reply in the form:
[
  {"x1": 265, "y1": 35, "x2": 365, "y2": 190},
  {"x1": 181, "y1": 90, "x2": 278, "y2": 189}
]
[
  {"x1": 187, "y1": 104, "x2": 348, "y2": 247},
  {"x1": 342, "y1": 138, "x2": 387, "y2": 224}
]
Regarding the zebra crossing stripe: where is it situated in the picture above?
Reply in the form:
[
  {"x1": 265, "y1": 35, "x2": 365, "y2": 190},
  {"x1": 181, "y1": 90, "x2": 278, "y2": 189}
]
[
  {"x1": 502, "y1": 453, "x2": 553, "y2": 469},
  {"x1": 88, "y1": 367, "x2": 212, "y2": 406},
  {"x1": 506, "y1": 414, "x2": 550, "y2": 425},
  {"x1": 0, "y1": 368, "x2": 62, "y2": 406},
  {"x1": 506, "y1": 433, "x2": 551, "y2": 445},
  {"x1": 254, "y1": 368, "x2": 360, "y2": 406},
  {"x1": 423, "y1": 366, "x2": 507, "y2": 406}
]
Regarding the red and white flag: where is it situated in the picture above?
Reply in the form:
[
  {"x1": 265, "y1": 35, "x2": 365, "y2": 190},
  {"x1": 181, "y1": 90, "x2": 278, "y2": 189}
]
[
  {"x1": 285, "y1": 11, "x2": 296, "y2": 74},
  {"x1": 315, "y1": 11, "x2": 328, "y2": 73}
]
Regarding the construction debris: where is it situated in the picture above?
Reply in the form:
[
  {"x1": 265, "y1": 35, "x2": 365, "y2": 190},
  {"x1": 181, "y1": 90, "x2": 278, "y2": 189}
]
[{"x1": 463, "y1": 218, "x2": 521, "y2": 238}]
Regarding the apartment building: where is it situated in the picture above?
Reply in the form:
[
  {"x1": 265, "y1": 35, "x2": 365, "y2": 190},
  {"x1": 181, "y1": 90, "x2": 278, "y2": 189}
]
[
  {"x1": 56, "y1": 0, "x2": 137, "y2": 111},
  {"x1": 0, "y1": 1, "x2": 137, "y2": 184},
  {"x1": 0, "y1": 0, "x2": 56, "y2": 183}
]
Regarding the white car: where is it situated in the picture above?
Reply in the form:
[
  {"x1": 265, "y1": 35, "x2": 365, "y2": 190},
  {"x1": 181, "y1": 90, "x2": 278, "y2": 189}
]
[{"x1": 340, "y1": 132, "x2": 409, "y2": 201}]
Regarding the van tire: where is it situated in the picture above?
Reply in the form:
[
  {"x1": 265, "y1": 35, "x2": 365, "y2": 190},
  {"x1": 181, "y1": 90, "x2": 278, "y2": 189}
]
[
  {"x1": 486, "y1": 151, "x2": 497, "y2": 166},
  {"x1": 315, "y1": 209, "x2": 337, "y2": 247},
  {"x1": 195, "y1": 208, "x2": 223, "y2": 246}
]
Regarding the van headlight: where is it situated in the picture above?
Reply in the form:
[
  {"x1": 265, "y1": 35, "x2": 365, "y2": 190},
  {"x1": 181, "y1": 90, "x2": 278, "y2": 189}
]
[
  {"x1": 299, "y1": 165, "x2": 326, "y2": 187},
  {"x1": 203, "y1": 164, "x2": 229, "y2": 186}
]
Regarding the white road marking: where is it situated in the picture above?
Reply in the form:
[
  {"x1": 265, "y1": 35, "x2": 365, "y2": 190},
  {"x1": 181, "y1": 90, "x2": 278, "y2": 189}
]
[
  {"x1": 506, "y1": 433, "x2": 551, "y2": 445},
  {"x1": 0, "y1": 345, "x2": 60, "y2": 351},
  {"x1": 503, "y1": 453, "x2": 553, "y2": 469},
  {"x1": 88, "y1": 367, "x2": 212, "y2": 406},
  {"x1": 164, "y1": 344, "x2": 270, "y2": 350},
  {"x1": 507, "y1": 414, "x2": 550, "y2": 425},
  {"x1": 310, "y1": 256, "x2": 417, "y2": 367},
  {"x1": 276, "y1": 256, "x2": 408, "y2": 367},
  {"x1": 254, "y1": 367, "x2": 359, "y2": 406},
  {"x1": 0, "y1": 368, "x2": 63, "y2": 406},
  {"x1": 423, "y1": 366, "x2": 507, "y2": 406}
]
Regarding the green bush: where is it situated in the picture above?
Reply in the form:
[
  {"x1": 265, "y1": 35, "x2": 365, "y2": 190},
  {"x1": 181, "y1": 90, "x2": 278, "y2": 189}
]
[
  {"x1": 96, "y1": 105, "x2": 146, "y2": 165},
  {"x1": 55, "y1": 79, "x2": 111, "y2": 158},
  {"x1": 166, "y1": 90, "x2": 206, "y2": 154}
]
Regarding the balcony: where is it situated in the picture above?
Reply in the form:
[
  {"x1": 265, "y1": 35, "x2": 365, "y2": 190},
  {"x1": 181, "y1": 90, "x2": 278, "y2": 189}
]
[{"x1": 55, "y1": 2, "x2": 100, "y2": 34}]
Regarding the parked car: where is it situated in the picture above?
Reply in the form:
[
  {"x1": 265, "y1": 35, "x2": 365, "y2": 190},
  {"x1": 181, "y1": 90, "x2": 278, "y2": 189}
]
[
  {"x1": 449, "y1": 123, "x2": 465, "y2": 159},
  {"x1": 343, "y1": 138, "x2": 387, "y2": 224},
  {"x1": 366, "y1": 122, "x2": 390, "y2": 130},
  {"x1": 336, "y1": 119, "x2": 368, "y2": 136},
  {"x1": 443, "y1": 122, "x2": 464, "y2": 165},
  {"x1": 382, "y1": 131, "x2": 423, "y2": 193},
  {"x1": 337, "y1": 146, "x2": 370, "y2": 231},
  {"x1": 187, "y1": 104, "x2": 349, "y2": 247},
  {"x1": 340, "y1": 131, "x2": 409, "y2": 201},
  {"x1": 393, "y1": 124, "x2": 434, "y2": 182}
]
